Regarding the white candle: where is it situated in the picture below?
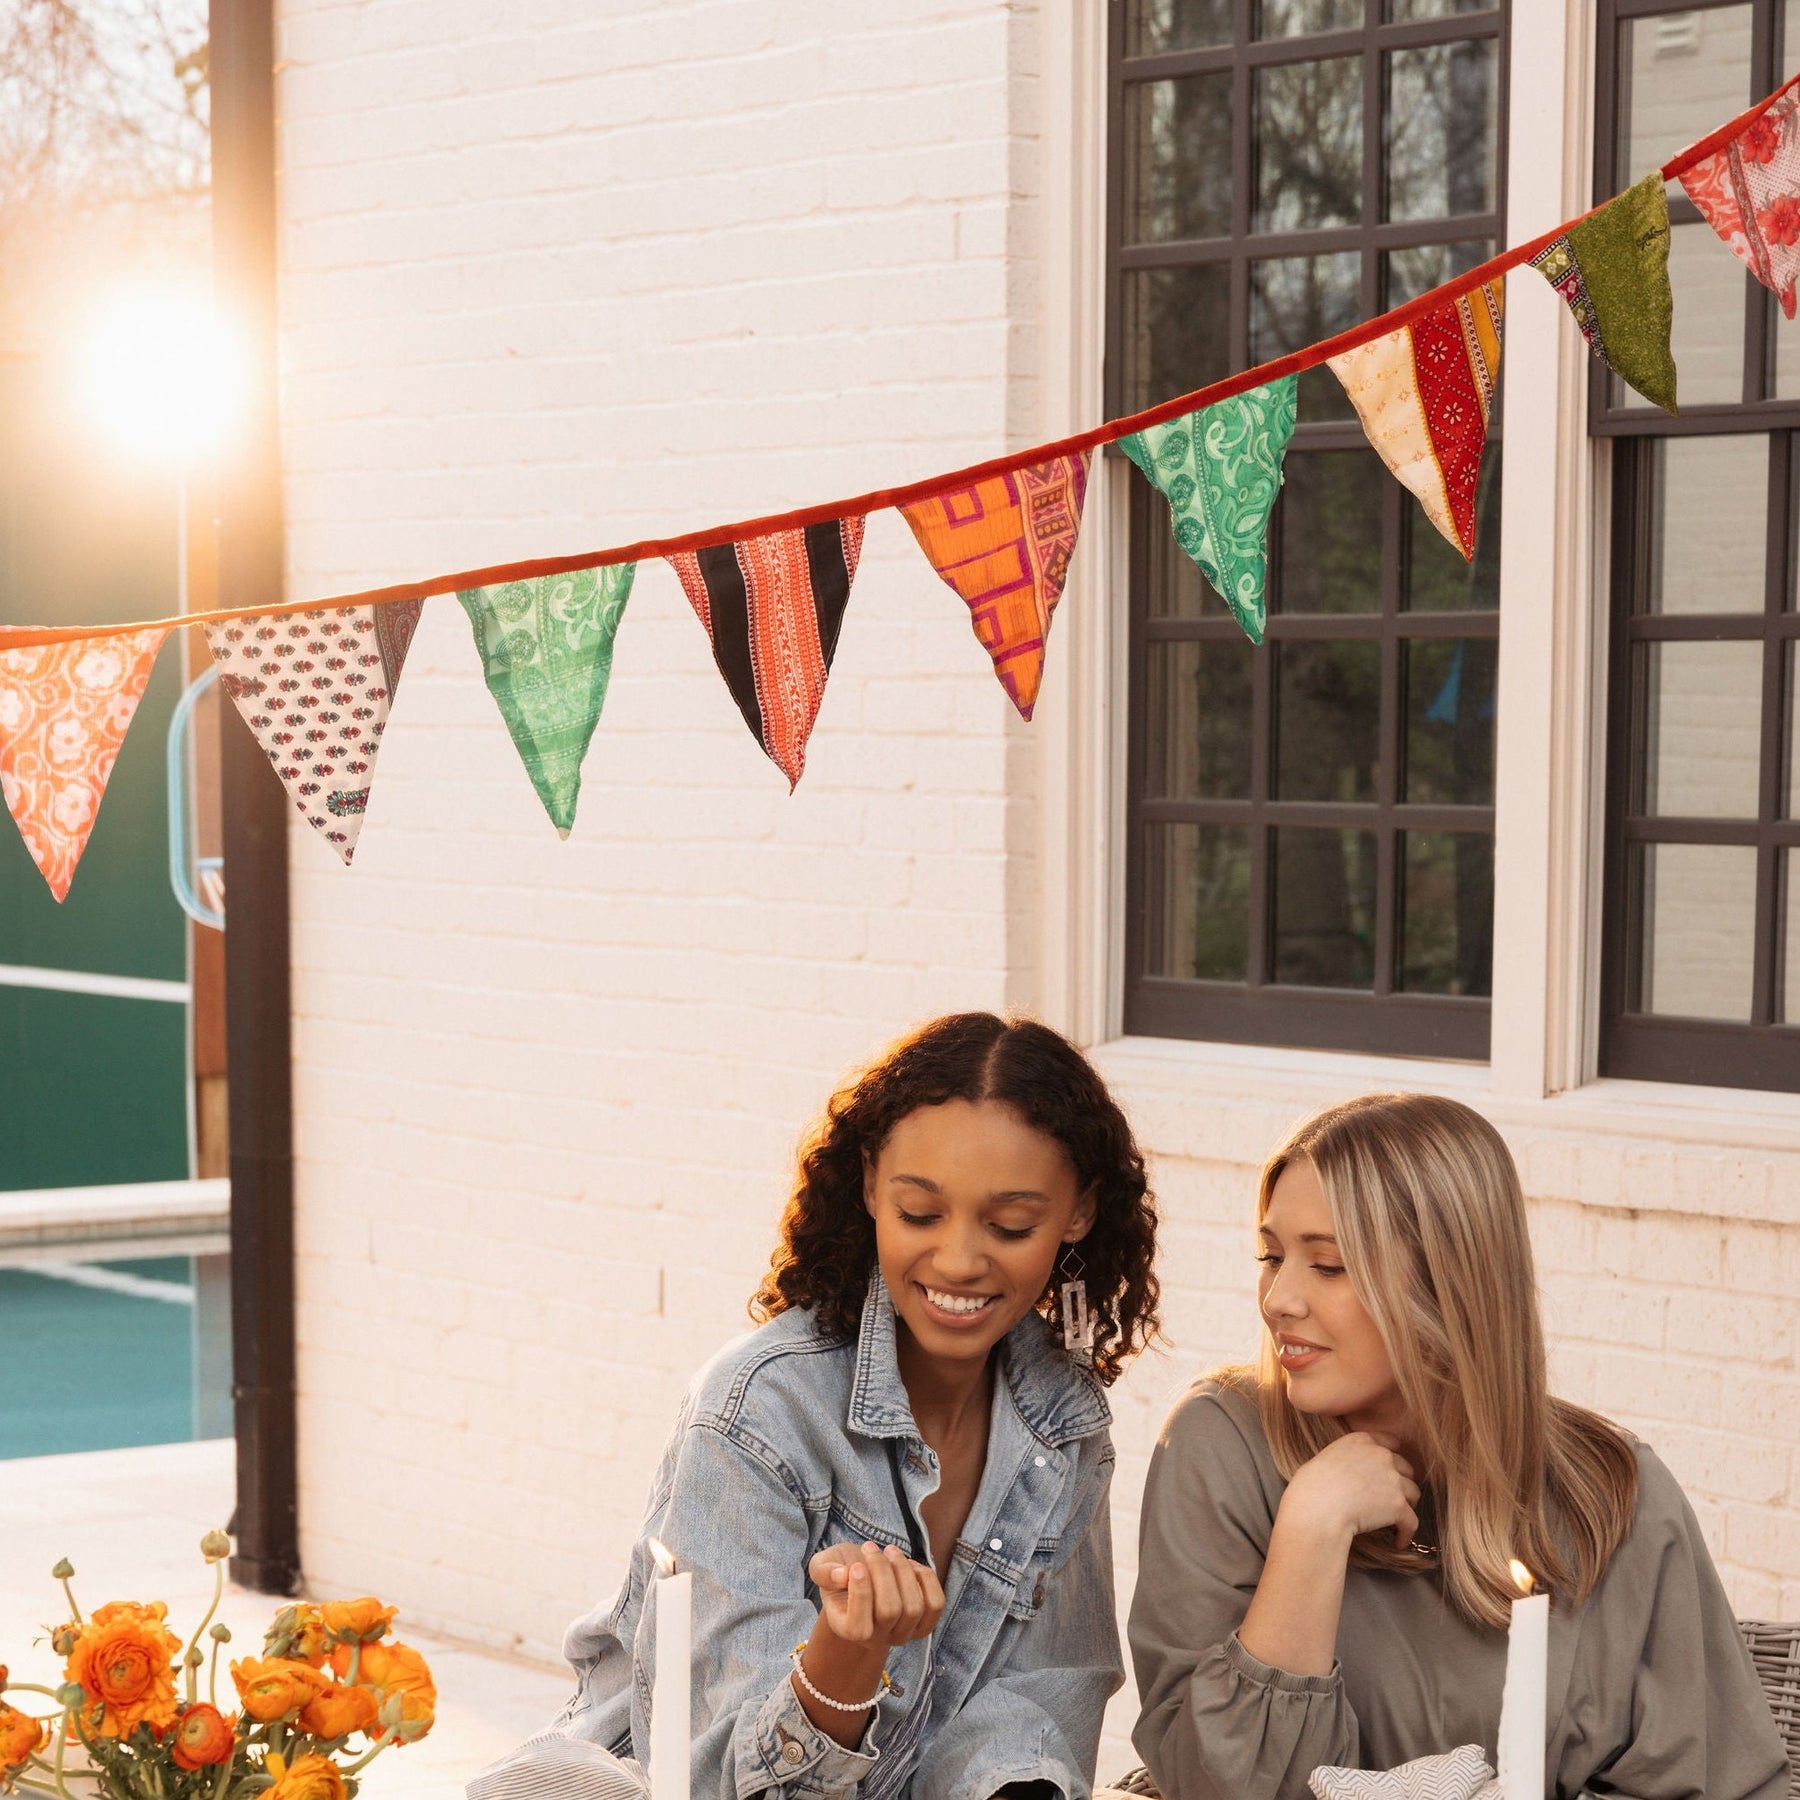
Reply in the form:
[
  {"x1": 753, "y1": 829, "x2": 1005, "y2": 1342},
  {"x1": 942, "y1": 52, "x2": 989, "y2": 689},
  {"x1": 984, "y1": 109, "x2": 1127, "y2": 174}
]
[
  {"x1": 649, "y1": 1540, "x2": 692, "y2": 1800},
  {"x1": 1496, "y1": 1559, "x2": 1548, "y2": 1800}
]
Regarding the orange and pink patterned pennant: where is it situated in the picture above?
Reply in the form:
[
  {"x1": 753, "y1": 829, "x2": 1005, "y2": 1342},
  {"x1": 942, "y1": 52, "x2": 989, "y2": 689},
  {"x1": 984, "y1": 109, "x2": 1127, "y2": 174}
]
[
  {"x1": 898, "y1": 453, "x2": 1090, "y2": 719},
  {"x1": 1680, "y1": 86, "x2": 1800, "y2": 319},
  {"x1": 0, "y1": 628, "x2": 168, "y2": 901}
]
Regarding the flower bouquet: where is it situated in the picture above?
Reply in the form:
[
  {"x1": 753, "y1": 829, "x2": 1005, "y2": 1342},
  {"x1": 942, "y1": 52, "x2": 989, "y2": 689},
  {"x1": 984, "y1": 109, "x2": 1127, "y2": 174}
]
[{"x1": 0, "y1": 1531, "x2": 435, "y2": 1800}]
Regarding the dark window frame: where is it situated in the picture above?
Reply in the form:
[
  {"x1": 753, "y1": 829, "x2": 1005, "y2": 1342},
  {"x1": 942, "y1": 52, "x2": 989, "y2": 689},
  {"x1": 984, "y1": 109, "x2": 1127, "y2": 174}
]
[
  {"x1": 1594, "y1": 0, "x2": 1800, "y2": 1091},
  {"x1": 1111, "y1": 0, "x2": 1509, "y2": 1058}
]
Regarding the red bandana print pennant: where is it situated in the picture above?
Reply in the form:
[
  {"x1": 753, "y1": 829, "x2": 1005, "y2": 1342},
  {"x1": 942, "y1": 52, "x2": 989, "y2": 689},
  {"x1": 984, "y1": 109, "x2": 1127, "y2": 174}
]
[{"x1": 1681, "y1": 86, "x2": 1800, "y2": 319}]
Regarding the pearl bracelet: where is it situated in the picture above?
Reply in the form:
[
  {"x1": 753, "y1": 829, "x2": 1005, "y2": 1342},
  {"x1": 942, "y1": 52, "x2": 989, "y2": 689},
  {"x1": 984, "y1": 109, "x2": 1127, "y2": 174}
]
[{"x1": 789, "y1": 1645, "x2": 892, "y2": 1713}]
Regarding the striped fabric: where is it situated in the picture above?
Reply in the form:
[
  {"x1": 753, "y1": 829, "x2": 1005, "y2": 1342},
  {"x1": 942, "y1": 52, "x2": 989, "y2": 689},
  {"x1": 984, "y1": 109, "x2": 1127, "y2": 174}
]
[
  {"x1": 1308, "y1": 1743, "x2": 1503, "y2": 1799},
  {"x1": 668, "y1": 518, "x2": 865, "y2": 788},
  {"x1": 466, "y1": 1728, "x2": 647, "y2": 1800},
  {"x1": 1327, "y1": 277, "x2": 1505, "y2": 561}
]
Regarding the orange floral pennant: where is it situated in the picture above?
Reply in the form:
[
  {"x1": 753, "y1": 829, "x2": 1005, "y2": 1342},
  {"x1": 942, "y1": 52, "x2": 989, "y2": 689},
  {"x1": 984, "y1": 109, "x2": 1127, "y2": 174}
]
[{"x1": 0, "y1": 628, "x2": 168, "y2": 901}]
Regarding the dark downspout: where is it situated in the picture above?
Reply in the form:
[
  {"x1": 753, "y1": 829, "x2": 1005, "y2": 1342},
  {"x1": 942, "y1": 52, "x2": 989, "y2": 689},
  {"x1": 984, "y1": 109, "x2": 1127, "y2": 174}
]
[{"x1": 210, "y1": 0, "x2": 300, "y2": 1594}]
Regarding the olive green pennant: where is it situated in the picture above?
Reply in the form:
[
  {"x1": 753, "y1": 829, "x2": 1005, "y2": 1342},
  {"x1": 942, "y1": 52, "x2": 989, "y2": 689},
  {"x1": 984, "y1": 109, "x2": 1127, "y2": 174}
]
[
  {"x1": 457, "y1": 563, "x2": 635, "y2": 837},
  {"x1": 1118, "y1": 376, "x2": 1298, "y2": 645},
  {"x1": 1531, "y1": 170, "x2": 1678, "y2": 414}
]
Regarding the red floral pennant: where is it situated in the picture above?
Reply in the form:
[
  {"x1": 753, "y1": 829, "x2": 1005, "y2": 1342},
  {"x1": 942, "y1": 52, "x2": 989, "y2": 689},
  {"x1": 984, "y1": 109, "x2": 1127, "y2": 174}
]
[{"x1": 1680, "y1": 87, "x2": 1800, "y2": 319}]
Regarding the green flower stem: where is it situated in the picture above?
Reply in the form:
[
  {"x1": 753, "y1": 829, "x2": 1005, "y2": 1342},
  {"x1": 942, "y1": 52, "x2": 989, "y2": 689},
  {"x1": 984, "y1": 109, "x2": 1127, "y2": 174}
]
[
  {"x1": 208, "y1": 1641, "x2": 221, "y2": 1709},
  {"x1": 4, "y1": 1687, "x2": 68, "y2": 1703},
  {"x1": 188, "y1": 1561, "x2": 226, "y2": 1708},
  {"x1": 344, "y1": 1646, "x2": 361, "y2": 1690},
  {"x1": 57, "y1": 1578, "x2": 82, "y2": 1629},
  {"x1": 337, "y1": 1727, "x2": 397, "y2": 1778}
]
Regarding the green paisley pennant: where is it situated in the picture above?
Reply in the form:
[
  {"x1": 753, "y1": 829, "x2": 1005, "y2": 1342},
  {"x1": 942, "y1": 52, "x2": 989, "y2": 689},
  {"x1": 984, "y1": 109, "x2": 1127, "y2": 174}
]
[
  {"x1": 1531, "y1": 170, "x2": 1678, "y2": 414},
  {"x1": 1119, "y1": 376, "x2": 1298, "y2": 645},
  {"x1": 457, "y1": 562, "x2": 636, "y2": 837}
]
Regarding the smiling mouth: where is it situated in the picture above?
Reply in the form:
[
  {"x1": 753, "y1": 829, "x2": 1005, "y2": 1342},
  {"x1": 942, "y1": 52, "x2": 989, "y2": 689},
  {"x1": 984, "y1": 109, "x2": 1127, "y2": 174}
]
[
  {"x1": 1277, "y1": 1339, "x2": 1328, "y2": 1364},
  {"x1": 918, "y1": 1284, "x2": 999, "y2": 1322}
]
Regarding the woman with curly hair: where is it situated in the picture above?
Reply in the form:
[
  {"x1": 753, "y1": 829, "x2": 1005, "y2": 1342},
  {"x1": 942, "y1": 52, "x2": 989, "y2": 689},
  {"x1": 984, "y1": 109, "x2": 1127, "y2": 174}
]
[{"x1": 472, "y1": 1011, "x2": 1161, "y2": 1800}]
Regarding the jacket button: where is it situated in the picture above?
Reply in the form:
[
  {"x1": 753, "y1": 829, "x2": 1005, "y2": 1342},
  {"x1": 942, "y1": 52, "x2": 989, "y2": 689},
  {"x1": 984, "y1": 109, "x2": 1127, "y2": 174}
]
[
  {"x1": 988, "y1": 1537, "x2": 1003, "y2": 1551},
  {"x1": 782, "y1": 1742, "x2": 806, "y2": 1766},
  {"x1": 1034, "y1": 1455, "x2": 1047, "y2": 1468}
]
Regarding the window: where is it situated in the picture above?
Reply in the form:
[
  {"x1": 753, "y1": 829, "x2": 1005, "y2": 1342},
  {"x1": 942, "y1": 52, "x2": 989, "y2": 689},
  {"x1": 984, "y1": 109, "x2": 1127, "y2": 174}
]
[
  {"x1": 1112, "y1": 0, "x2": 1508, "y2": 1055},
  {"x1": 1596, "y1": 0, "x2": 1800, "y2": 1091}
]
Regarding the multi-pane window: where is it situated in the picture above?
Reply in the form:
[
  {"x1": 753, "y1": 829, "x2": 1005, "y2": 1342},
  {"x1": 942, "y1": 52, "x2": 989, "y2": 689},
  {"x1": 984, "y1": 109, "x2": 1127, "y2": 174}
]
[
  {"x1": 1112, "y1": 0, "x2": 1508, "y2": 1056},
  {"x1": 1597, "y1": 0, "x2": 1800, "y2": 1091}
]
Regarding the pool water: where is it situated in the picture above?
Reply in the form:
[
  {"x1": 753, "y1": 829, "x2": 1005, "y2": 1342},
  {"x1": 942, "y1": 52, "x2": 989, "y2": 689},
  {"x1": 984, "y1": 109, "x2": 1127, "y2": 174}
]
[{"x1": 0, "y1": 1255, "x2": 233, "y2": 1459}]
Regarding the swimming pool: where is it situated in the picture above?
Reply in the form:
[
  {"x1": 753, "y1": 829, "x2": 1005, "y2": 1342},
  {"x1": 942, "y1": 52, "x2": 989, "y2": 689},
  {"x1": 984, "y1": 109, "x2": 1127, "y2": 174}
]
[{"x1": 0, "y1": 1254, "x2": 233, "y2": 1459}]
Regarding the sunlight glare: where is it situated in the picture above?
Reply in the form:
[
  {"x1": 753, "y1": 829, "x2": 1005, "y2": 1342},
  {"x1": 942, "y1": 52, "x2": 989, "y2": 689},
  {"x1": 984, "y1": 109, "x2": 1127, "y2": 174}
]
[{"x1": 80, "y1": 288, "x2": 246, "y2": 462}]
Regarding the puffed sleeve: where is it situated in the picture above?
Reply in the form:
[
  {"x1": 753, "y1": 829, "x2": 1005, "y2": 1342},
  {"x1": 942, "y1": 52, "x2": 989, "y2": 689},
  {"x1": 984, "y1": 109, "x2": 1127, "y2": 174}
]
[
  {"x1": 1554, "y1": 1447, "x2": 1787, "y2": 1800},
  {"x1": 1129, "y1": 1382, "x2": 1359, "y2": 1800}
]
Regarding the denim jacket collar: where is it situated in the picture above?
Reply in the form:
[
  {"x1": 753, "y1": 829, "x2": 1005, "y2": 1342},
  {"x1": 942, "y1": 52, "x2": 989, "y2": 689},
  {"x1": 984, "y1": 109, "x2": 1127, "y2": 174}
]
[{"x1": 847, "y1": 1266, "x2": 1110, "y2": 1449}]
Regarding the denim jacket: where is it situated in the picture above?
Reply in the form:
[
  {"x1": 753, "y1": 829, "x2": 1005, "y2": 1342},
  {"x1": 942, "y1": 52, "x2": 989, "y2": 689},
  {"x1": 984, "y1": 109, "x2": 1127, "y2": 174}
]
[{"x1": 493, "y1": 1271, "x2": 1122, "y2": 1800}]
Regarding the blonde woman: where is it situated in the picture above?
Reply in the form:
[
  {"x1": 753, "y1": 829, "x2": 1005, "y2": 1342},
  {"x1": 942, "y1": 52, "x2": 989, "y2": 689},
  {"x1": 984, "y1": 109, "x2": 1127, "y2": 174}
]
[{"x1": 1129, "y1": 1093, "x2": 1786, "y2": 1800}]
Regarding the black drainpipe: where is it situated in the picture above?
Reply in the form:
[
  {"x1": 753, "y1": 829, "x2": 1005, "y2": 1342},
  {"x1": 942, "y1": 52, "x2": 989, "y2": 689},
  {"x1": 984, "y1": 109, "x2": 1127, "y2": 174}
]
[{"x1": 210, "y1": 0, "x2": 300, "y2": 1595}]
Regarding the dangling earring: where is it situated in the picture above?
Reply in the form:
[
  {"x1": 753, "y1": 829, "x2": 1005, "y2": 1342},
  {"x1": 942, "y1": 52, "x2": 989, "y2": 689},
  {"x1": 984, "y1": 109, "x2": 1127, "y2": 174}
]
[{"x1": 1059, "y1": 1248, "x2": 1093, "y2": 1359}]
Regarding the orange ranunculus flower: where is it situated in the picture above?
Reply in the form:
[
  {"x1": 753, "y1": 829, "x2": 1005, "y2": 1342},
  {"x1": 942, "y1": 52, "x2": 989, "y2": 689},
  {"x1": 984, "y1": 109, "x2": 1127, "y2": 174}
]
[
  {"x1": 266, "y1": 1752, "x2": 346, "y2": 1800},
  {"x1": 330, "y1": 1639, "x2": 435, "y2": 1741},
  {"x1": 0, "y1": 1703, "x2": 43, "y2": 1773},
  {"x1": 231, "y1": 1657, "x2": 332, "y2": 1723},
  {"x1": 264, "y1": 1603, "x2": 330, "y2": 1669},
  {"x1": 318, "y1": 1599, "x2": 396, "y2": 1646},
  {"x1": 298, "y1": 1681, "x2": 379, "y2": 1741},
  {"x1": 64, "y1": 1608, "x2": 182, "y2": 1739},
  {"x1": 170, "y1": 1704, "x2": 238, "y2": 1770}
]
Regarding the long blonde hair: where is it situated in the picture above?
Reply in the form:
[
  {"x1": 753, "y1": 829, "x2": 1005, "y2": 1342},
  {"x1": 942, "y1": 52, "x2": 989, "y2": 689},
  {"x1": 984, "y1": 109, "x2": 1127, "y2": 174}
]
[{"x1": 1239, "y1": 1092, "x2": 1638, "y2": 1629}]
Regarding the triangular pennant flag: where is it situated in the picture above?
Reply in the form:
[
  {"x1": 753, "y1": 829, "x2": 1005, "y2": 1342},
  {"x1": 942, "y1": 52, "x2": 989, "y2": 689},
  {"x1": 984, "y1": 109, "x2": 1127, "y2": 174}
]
[
  {"x1": 457, "y1": 564, "x2": 636, "y2": 838},
  {"x1": 1118, "y1": 377, "x2": 1297, "y2": 645},
  {"x1": 898, "y1": 453, "x2": 1090, "y2": 719},
  {"x1": 668, "y1": 518, "x2": 864, "y2": 788},
  {"x1": 1680, "y1": 85, "x2": 1800, "y2": 319},
  {"x1": 204, "y1": 598, "x2": 424, "y2": 864},
  {"x1": 1531, "y1": 171, "x2": 1677, "y2": 412},
  {"x1": 1328, "y1": 276, "x2": 1504, "y2": 561},
  {"x1": 0, "y1": 628, "x2": 167, "y2": 901}
]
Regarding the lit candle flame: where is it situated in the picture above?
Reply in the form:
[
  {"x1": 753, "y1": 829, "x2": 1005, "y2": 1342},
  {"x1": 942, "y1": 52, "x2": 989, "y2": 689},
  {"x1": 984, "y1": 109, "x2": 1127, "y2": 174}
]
[
  {"x1": 1508, "y1": 1558, "x2": 1535, "y2": 1595},
  {"x1": 650, "y1": 1538, "x2": 678, "y2": 1579}
]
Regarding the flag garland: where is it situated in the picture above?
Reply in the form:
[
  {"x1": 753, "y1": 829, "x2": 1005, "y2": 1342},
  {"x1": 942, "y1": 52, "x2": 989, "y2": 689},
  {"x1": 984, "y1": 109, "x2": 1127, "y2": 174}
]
[
  {"x1": 2, "y1": 73, "x2": 1799, "y2": 897},
  {"x1": 899, "y1": 453, "x2": 1089, "y2": 720},
  {"x1": 1328, "y1": 277, "x2": 1505, "y2": 561},
  {"x1": 1681, "y1": 83, "x2": 1800, "y2": 319},
  {"x1": 1119, "y1": 379, "x2": 1297, "y2": 645},
  {"x1": 0, "y1": 629, "x2": 167, "y2": 901},
  {"x1": 457, "y1": 565, "x2": 636, "y2": 837},
  {"x1": 1530, "y1": 171, "x2": 1678, "y2": 413},
  {"x1": 668, "y1": 520, "x2": 864, "y2": 789},
  {"x1": 205, "y1": 599, "x2": 423, "y2": 864}
]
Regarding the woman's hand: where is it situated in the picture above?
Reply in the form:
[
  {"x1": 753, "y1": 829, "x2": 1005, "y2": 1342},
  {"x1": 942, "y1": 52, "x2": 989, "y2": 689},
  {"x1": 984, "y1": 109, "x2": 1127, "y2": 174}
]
[
  {"x1": 1277, "y1": 1431, "x2": 1421, "y2": 1550},
  {"x1": 809, "y1": 1540, "x2": 945, "y2": 1652}
]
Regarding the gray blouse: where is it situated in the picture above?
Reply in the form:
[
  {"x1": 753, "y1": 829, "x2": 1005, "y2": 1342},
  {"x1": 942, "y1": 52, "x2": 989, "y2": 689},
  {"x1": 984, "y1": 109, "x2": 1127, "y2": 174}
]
[{"x1": 1129, "y1": 1379, "x2": 1788, "y2": 1800}]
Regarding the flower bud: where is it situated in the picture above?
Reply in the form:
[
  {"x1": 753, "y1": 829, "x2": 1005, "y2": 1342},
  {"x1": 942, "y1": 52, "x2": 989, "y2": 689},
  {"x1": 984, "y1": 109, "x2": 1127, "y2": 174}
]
[
  {"x1": 200, "y1": 1531, "x2": 232, "y2": 1563},
  {"x1": 210, "y1": 1624, "x2": 232, "y2": 1644},
  {"x1": 56, "y1": 1683, "x2": 86, "y2": 1708},
  {"x1": 51, "y1": 1628, "x2": 79, "y2": 1658},
  {"x1": 185, "y1": 1646, "x2": 206, "y2": 1669},
  {"x1": 51, "y1": 1559, "x2": 73, "y2": 1580},
  {"x1": 378, "y1": 1693, "x2": 404, "y2": 1731}
]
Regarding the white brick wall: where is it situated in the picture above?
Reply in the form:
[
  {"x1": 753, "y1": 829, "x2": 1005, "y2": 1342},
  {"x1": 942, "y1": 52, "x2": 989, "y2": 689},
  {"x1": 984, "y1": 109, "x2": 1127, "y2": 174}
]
[{"x1": 275, "y1": 0, "x2": 1800, "y2": 1784}]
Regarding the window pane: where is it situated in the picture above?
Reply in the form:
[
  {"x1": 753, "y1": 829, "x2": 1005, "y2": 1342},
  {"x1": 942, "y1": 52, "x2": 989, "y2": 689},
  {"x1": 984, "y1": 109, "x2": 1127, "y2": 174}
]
[
  {"x1": 1254, "y1": 58, "x2": 1363, "y2": 232},
  {"x1": 1252, "y1": 251, "x2": 1361, "y2": 419},
  {"x1": 1273, "y1": 827, "x2": 1377, "y2": 985},
  {"x1": 1404, "y1": 637, "x2": 1497, "y2": 804},
  {"x1": 1147, "y1": 504, "x2": 1234, "y2": 619},
  {"x1": 1274, "y1": 450, "x2": 1383, "y2": 614},
  {"x1": 1121, "y1": 264, "x2": 1232, "y2": 415},
  {"x1": 1146, "y1": 639, "x2": 1255, "y2": 798},
  {"x1": 1386, "y1": 40, "x2": 1498, "y2": 221},
  {"x1": 1633, "y1": 841, "x2": 1758, "y2": 1019},
  {"x1": 1627, "y1": 221, "x2": 1747, "y2": 409},
  {"x1": 1144, "y1": 824, "x2": 1251, "y2": 980},
  {"x1": 1401, "y1": 831, "x2": 1493, "y2": 994},
  {"x1": 1125, "y1": 76, "x2": 1234, "y2": 243},
  {"x1": 1126, "y1": 0, "x2": 1234, "y2": 53},
  {"x1": 1258, "y1": 0, "x2": 1362, "y2": 38},
  {"x1": 1620, "y1": 5, "x2": 1752, "y2": 176},
  {"x1": 1638, "y1": 641, "x2": 1765, "y2": 819},
  {"x1": 1388, "y1": 0, "x2": 1494, "y2": 22},
  {"x1": 1407, "y1": 444, "x2": 1501, "y2": 610},
  {"x1": 1386, "y1": 239, "x2": 1492, "y2": 307},
  {"x1": 1276, "y1": 639, "x2": 1381, "y2": 800},
  {"x1": 1647, "y1": 436, "x2": 1766, "y2": 613}
]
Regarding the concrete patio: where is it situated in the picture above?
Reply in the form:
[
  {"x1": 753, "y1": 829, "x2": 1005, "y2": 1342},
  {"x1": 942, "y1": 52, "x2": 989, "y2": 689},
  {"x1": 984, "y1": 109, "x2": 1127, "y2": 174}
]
[{"x1": 0, "y1": 1439, "x2": 570, "y2": 1798}]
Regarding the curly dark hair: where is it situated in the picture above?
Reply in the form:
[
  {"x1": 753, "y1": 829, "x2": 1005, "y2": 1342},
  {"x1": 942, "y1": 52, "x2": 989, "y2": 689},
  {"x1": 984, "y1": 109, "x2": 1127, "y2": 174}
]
[{"x1": 749, "y1": 1012, "x2": 1160, "y2": 1386}]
